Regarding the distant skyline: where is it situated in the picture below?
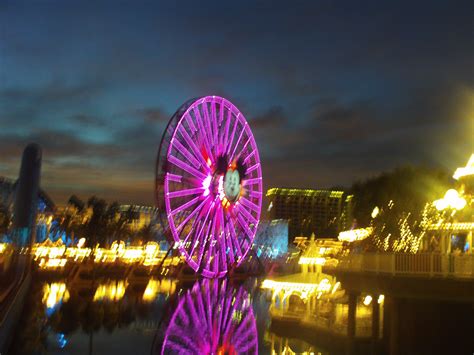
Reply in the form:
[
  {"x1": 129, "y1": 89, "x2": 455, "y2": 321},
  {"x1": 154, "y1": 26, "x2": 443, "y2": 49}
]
[{"x1": 1, "y1": 1, "x2": 473, "y2": 205}]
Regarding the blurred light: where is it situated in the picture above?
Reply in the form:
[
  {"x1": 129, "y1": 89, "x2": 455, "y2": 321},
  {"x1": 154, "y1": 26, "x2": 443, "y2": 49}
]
[
  {"x1": 378, "y1": 295, "x2": 385, "y2": 304},
  {"x1": 77, "y1": 237, "x2": 86, "y2": 248},
  {"x1": 371, "y1": 206, "x2": 380, "y2": 219},
  {"x1": 453, "y1": 154, "x2": 474, "y2": 180},
  {"x1": 299, "y1": 257, "x2": 326, "y2": 265},
  {"x1": 434, "y1": 189, "x2": 466, "y2": 211},
  {"x1": 331, "y1": 281, "x2": 341, "y2": 294},
  {"x1": 338, "y1": 227, "x2": 373, "y2": 242},
  {"x1": 363, "y1": 295, "x2": 372, "y2": 306}
]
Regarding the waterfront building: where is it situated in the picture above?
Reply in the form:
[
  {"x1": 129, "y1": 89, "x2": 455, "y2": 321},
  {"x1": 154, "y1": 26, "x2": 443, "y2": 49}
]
[
  {"x1": 267, "y1": 187, "x2": 353, "y2": 241},
  {"x1": 418, "y1": 154, "x2": 474, "y2": 255},
  {"x1": 118, "y1": 204, "x2": 159, "y2": 232},
  {"x1": 261, "y1": 236, "x2": 379, "y2": 352}
]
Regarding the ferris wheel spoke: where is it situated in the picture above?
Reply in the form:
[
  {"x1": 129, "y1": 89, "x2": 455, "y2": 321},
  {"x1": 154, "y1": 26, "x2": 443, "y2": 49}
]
[
  {"x1": 193, "y1": 106, "x2": 214, "y2": 161},
  {"x1": 242, "y1": 177, "x2": 261, "y2": 187},
  {"x1": 164, "y1": 339, "x2": 195, "y2": 354},
  {"x1": 245, "y1": 162, "x2": 260, "y2": 176},
  {"x1": 222, "y1": 109, "x2": 232, "y2": 151},
  {"x1": 168, "y1": 187, "x2": 204, "y2": 199},
  {"x1": 237, "y1": 204, "x2": 257, "y2": 225},
  {"x1": 188, "y1": 199, "x2": 213, "y2": 258},
  {"x1": 184, "y1": 113, "x2": 197, "y2": 133},
  {"x1": 228, "y1": 122, "x2": 245, "y2": 159},
  {"x1": 187, "y1": 221, "x2": 204, "y2": 261},
  {"x1": 176, "y1": 196, "x2": 209, "y2": 232},
  {"x1": 168, "y1": 155, "x2": 207, "y2": 181},
  {"x1": 247, "y1": 189, "x2": 262, "y2": 199},
  {"x1": 204, "y1": 211, "x2": 218, "y2": 272},
  {"x1": 217, "y1": 99, "x2": 225, "y2": 129},
  {"x1": 166, "y1": 172, "x2": 183, "y2": 183},
  {"x1": 201, "y1": 102, "x2": 213, "y2": 145},
  {"x1": 201, "y1": 102, "x2": 216, "y2": 149},
  {"x1": 216, "y1": 208, "x2": 228, "y2": 273},
  {"x1": 227, "y1": 217, "x2": 242, "y2": 259},
  {"x1": 239, "y1": 196, "x2": 260, "y2": 214},
  {"x1": 172, "y1": 137, "x2": 202, "y2": 169},
  {"x1": 229, "y1": 127, "x2": 247, "y2": 163},
  {"x1": 243, "y1": 149, "x2": 256, "y2": 165},
  {"x1": 231, "y1": 135, "x2": 251, "y2": 163},
  {"x1": 236, "y1": 213, "x2": 255, "y2": 242},
  {"x1": 181, "y1": 215, "x2": 204, "y2": 255},
  {"x1": 195, "y1": 204, "x2": 215, "y2": 269},
  {"x1": 170, "y1": 195, "x2": 201, "y2": 217},
  {"x1": 210, "y1": 100, "x2": 219, "y2": 149},
  {"x1": 226, "y1": 116, "x2": 239, "y2": 156},
  {"x1": 178, "y1": 125, "x2": 209, "y2": 168}
]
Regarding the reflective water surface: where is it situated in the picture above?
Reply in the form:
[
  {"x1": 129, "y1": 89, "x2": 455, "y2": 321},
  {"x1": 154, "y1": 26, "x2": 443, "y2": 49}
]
[{"x1": 11, "y1": 276, "x2": 324, "y2": 355}]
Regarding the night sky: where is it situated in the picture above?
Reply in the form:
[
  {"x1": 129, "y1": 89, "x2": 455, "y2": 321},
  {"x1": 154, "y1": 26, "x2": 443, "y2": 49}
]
[{"x1": 1, "y1": 1, "x2": 473, "y2": 206}]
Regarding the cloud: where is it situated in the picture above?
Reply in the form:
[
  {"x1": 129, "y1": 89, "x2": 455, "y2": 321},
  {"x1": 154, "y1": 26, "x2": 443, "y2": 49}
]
[{"x1": 133, "y1": 107, "x2": 169, "y2": 123}]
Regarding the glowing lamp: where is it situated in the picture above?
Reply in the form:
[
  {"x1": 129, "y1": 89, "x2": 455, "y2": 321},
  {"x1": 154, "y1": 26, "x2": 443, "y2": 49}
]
[
  {"x1": 363, "y1": 295, "x2": 372, "y2": 306},
  {"x1": 434, "y1": 189, "x2": 466, "y2": 211},
  {"x1": 371, "y1": 206, "x2": 380, "y2": 219}
]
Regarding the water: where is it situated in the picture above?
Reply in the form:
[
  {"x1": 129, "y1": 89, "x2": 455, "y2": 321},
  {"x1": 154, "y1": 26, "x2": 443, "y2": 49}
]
[{"x1": 10, "y1": 277, "x2": 321, "y2": 355}]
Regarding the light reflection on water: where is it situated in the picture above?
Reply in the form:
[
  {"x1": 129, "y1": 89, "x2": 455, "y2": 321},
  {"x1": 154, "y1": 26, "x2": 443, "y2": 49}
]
[{"x1": 11, "y1": 277, "x2": 319, "y2": 355}]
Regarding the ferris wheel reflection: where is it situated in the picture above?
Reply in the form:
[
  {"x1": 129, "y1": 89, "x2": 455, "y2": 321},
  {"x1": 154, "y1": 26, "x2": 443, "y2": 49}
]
[{"x1": 154, "y1": 278, "x2": 258, "y2": 355}]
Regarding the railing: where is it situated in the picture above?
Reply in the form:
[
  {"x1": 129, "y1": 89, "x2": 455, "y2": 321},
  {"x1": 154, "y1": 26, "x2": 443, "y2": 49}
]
[{"x1": 334, "y1": 252, "x2": 474, "y2": 278}]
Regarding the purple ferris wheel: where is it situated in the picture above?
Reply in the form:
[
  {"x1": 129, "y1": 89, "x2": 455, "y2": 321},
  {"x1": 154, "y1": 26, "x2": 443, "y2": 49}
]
[
  {"x1": 156, "y1": 96, "x2": 263, "y2": 278},
  {"x1": 157, "y1": 279, "x2": 258, "y2": 354}
]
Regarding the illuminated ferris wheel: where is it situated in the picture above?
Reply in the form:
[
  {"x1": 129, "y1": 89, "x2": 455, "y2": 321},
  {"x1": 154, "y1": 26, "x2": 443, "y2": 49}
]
[
  {"x1": 157, "y1": 279, "x2": 258, "y2": 354},
  {"x1": 156, "y1": 96, "x2": 263, "y2": 278}
]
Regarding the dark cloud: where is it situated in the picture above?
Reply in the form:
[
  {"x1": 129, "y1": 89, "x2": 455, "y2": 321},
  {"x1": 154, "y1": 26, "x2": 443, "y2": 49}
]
[
  {"x1": 250, "y1": 106, "x2": 288, "y2": 129},
  {"x1": 70, "y1": 114, "x2": 107, "y2": 127},
  {"x1": 134, "y1": 107, "x2": 169, "y2": 123}
]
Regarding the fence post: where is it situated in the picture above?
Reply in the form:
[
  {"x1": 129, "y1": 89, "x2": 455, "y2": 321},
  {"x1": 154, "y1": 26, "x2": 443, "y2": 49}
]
[
  {"x1": 391, "y1": 254, "x2": 396, "y2": 275},
  {"x1": 429, "y1": 253, "x2": 433, "y2": 277},
  {"x1": 375, "y1": 252, "x2": 380, "y2": 274}
]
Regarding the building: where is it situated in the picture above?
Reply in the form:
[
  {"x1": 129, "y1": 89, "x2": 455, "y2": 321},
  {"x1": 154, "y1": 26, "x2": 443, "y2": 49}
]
[
  {"x1": 267, "y1": 188, "x2": 353, "y2": 241},
  {"x1": 421, "y1": 153, "x2": 474, "y2": 254},
  {"x1": 118, "y1": 204, "x2": 160, "y2": 232},
  {"x1": 1, "y1": 176, "x2": 56, "y2": 242}
]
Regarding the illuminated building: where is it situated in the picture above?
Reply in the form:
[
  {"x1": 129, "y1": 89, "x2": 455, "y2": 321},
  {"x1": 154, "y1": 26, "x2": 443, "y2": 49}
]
[
  {"x1": 118, "y1": 204, "x2": 159, "y2": 232},
  {"x1": 420, "y1": 154, "x2": 474, "y2": 254},
  {"x1": 338, "y1": 227, "x2": 373, "y2": 243},
  {"x1": 0, "y1": 175, "x2": 56, "y2": 242},
  {"x1": 267, "y1": 188, "x2": 353, "y2": 241}
]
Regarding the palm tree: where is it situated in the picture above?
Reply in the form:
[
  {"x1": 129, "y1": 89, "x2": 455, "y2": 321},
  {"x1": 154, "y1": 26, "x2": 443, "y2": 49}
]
[{"x1": 0, "y1": 203, "x2": 11, "y2": 237}]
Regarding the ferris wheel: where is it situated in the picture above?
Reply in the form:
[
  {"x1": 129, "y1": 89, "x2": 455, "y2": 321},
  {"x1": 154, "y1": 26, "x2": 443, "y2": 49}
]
[
  {"x1": 157, "y1": 279, "x2": 258, "y2": 354},
  {"x1": 156, "y1": 96, "x2": 263, "y2": 278}
]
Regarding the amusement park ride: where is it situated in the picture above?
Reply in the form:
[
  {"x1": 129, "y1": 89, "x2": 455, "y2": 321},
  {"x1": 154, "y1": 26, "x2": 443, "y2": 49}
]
[{"x1": 155, "y1": 96, "x2": 263, "y2": 278}]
